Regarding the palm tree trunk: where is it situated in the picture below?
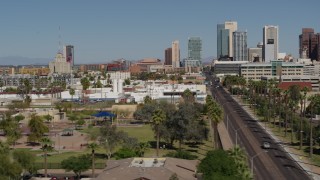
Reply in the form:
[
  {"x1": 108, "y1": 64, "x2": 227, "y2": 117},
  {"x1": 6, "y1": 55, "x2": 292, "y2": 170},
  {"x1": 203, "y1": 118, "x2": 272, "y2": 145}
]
[
  {"x1": 299, "y1": 104, "x2": 303, "y2": 150},
  {"x1": 92, "y1": 150, "x2": 95, "y2": 178},
  {"x1": 156, "y1": 127, "x2": 159, "y2": 157},
  {"x1": 285, "y1": 110, "x2": 288, "y2": 137},
  {"x1": 44, "y1": 151, "x2": 48, "y2": 177},
  {"x1": 291, "y1": 111, "x2": 294, "y2": 144},
  {"x1": 310, "y1": 109, "x2": 313, "y2": 158}
]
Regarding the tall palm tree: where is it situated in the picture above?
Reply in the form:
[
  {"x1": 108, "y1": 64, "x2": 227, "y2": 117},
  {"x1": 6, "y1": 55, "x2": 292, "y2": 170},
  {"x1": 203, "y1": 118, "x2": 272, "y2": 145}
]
[
  {"x1": 299, "y1": 87, "x2": 308, "y2": 150},
  {"x1": 151, "y1": 109, "x2": 166, "y2": 157},
  {"x1": 283, "y1": 90, "x2": 289, "y2": 137},
  {"x1": 69, "y1": 88, "x2": 75, "y2": 101},
  {"x1": 88, "y1": 143, "x2": 98, "y2": 178},
  {"x1": 40, "y1": 137, "x2": 53, "y2": 177},
  {"x1": 207, "y1": 97, "x2": 223, "y2": 149}
]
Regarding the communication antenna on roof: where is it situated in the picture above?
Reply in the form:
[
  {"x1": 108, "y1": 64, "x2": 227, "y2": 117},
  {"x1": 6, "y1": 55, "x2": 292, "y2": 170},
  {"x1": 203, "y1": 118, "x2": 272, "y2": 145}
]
[{"x1": 58, "y1": 26, "x2": 62, "y2": 53}]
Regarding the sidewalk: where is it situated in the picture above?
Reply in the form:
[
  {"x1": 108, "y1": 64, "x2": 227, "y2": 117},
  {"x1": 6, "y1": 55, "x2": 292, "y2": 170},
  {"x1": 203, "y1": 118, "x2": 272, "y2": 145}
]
[{"x1": 231, "y1": 95, "x2": 320, "y2": 180}]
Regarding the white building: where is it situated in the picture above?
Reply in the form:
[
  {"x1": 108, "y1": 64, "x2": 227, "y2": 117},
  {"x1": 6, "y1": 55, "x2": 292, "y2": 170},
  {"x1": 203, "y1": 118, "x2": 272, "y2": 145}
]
[
  {"x1": 106, "y1": 71, "x2": 130, "y2": 80},
  {"x1": 49, "y1": 53, "x2": 71, "y2": 74},
  {"x1": 263, "y1": 25, "x2": 279, "y2": 62}
]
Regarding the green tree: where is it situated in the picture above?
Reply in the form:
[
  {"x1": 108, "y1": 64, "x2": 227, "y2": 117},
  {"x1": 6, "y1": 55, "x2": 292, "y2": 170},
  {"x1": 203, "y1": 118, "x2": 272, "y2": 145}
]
[
  {"x1": 69, "y1": 88, "x2": 75, "y2": 101},
  {"x1": 198, "y1": 150, "x2": 239, "y2": 180},
  {"x1": 124, "y1": 78, "x2": 131, "y2": 85},
  {"x1": 43, "y1": 114, "x2": 53, "y2": 123},
  {"x1": 0, "y1": 114, "x2": 22, "y2": 147},
  {"x1": 151, "y1": 109, "x2": 166, "y2": 157},
  {"x1": 28, "y1": 114, "x2": 49, "y2": 143},
  {"x1": 13, "y1": 149, "x2": 36, "y2": 174},
  {"x1": 99, "y1": 122, "x2": 127, "y2": 159},
  {"x1": 81, "y1": 77, "x2": 90, "y2": 90},
  {"x1": 61, "y1": 154, "x2": 92, "y2": 178}
]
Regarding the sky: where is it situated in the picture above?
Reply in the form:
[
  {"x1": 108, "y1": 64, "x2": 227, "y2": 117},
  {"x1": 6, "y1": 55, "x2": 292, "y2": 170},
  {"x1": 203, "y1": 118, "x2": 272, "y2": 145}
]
[{"x1": 0, "y1": 0, "x2": 319, "y2": 65}]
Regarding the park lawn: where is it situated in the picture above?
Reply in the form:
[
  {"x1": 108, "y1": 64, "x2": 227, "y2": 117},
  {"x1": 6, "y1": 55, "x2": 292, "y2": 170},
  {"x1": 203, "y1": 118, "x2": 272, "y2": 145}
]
[
  {"x1": 35, "y1": 148, "x2": 106, "y2": 164},
  {"x1": 118, "y1": 125, "x2": 154, "y2": 142}
]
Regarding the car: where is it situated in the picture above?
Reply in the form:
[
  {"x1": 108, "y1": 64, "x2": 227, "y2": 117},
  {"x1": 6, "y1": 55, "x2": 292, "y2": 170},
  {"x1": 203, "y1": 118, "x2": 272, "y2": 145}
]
[{"x1": 262, "y1": 142, "x2": 271, "y2": 149}]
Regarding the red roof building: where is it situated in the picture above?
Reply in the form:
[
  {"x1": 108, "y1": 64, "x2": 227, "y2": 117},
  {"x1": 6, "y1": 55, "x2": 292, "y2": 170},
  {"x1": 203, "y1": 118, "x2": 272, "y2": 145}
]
[{"x1": 278, "y1": 82, "x2": 312, "y2": 91}]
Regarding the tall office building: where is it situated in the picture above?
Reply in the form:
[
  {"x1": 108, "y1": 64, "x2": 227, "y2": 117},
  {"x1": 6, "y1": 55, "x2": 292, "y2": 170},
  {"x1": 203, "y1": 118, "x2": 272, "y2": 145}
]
[
  {"x1": 164, "y1": 48, "x2": 172, "y2": 66},
  {"x1": 299, "y1": 28, "x2": 320, "y2": 61},
  {"x1": 217, "y1": 21, "x2": 238, "y2": 59},
  {"x1": 263, "y1": 25, "x2": 279, "y2": 62},
  {"x1": 64, "y1": 45, "x2": 74, "y2": 66},
  {"x1": 185, "y1": 37, "x2": 202, "y2": 67},
  {"x1": 172, "y1": 40, "x2": 180, "y2": 68},
  {"x1": 233, "y1": 31, "x2": 248, "y2": 61}
]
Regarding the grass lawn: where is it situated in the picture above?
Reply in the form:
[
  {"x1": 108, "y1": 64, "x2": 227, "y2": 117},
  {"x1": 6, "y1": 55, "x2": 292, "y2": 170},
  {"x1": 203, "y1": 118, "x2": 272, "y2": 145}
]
[{"x1": 118, "y1": 125, "x2": 154, "y2": 142}]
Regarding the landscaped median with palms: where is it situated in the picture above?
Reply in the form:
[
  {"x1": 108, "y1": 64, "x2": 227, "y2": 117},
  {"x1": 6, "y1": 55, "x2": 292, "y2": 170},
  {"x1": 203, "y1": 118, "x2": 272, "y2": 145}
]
[{"x1": 223, "y1": 75, "x2": 320, "y2": 169}]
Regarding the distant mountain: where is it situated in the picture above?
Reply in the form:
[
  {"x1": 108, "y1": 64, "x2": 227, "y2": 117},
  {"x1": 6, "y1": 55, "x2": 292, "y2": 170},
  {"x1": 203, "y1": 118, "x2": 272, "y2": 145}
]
[
  {"x1": 202, "y1": 56, "x2": 215, "y2": 63},
  {"x1": 0, "y1": 56, "x2": 51, "y2": 66}
]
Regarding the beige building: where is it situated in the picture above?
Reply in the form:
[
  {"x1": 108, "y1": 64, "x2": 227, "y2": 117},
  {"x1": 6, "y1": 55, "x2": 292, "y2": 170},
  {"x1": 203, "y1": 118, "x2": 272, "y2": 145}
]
[
  {"x1": 49, "y1": 53, "x2": 71, "y2": 74},
  {"x1": 241, "y1": 61, "x2": 304, "y2": 81},
  {"x1": 225, "y1": 21, "x2": 238, "y2": 57},
  {"x1": 172, "y1": 40, "x2": 180, "y2": 68}
]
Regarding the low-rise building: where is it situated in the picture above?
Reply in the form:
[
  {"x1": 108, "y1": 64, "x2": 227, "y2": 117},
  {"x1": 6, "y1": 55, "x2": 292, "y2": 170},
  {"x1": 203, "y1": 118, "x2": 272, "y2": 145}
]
[{"x1": 241, "y1": 60, "x2": 304, "y2": 81}]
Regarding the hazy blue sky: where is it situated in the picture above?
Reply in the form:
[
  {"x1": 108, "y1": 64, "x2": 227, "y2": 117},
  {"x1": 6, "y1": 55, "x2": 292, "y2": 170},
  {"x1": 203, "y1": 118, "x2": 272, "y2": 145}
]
[{"x1": 0, "y1": 0, "x2": 319, "y2": 64}]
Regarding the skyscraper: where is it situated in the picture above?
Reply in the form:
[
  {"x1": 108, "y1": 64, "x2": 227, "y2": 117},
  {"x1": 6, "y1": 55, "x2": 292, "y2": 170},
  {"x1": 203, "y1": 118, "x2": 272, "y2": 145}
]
[
  {"x1": 172, "y1": 40, "x2": 180, "y2": 68},
  {"x1": 263, "y1": 25, "x2": 279, "y2": 62},
  {"x1": 299, "y1": 28, "x2": 320, "y2": 61},
  {"x1": 217, "y1": 21, "x2": 237, "y2": 60},
  {"x1": 164, "y1": 48, "x2": 172, "y2": 66},
  {"x1": 185, "y1": 37, "x2": 202, "y2": 67},
  {"x1": 233, "y1": 31, "x2": 248, "y2": 61},
  {"x1": 64, "y1": 45, "x2": 74, "y2": 66}
]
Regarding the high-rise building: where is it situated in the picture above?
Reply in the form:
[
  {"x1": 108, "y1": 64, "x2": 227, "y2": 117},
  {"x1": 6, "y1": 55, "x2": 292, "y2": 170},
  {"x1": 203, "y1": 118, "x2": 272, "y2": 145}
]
[
  {"x1": 64, "y1": 45, "x2": 74, "y2": 66},
  {"x1": 263, "y1": 25, "x2": 279, "y2": 62},
  {"x1": 299, "y1": 28, "x2": 320, "y2": 61},
  {"x1": 164, "y1": 48, "x2": 172, "y2": 66},
  {"x1": 233, "y1": 31, "x2": 247, "y2": 61},
  {"x1": 185, "y1": 37, "x2": 202, "y2": 67},
  {"x1": 217, "y1": 21, "x2": 238, "y2": 60},
  {"x1": 172, "y1": 40, "x2": 180, "y2": 68}
]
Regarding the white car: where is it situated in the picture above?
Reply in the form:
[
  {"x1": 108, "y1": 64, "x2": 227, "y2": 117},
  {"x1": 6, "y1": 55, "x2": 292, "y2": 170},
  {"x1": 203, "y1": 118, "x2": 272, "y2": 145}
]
[{"x1": 263, "y1": 142, "x2": 271, "y2": 149}]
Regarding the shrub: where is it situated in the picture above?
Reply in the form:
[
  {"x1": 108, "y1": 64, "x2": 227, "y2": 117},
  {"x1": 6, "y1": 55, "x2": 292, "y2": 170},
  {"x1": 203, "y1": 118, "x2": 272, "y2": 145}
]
[
  {"x1": 114, "y1": 148, "x2": 137, "y2": 160},
  {"x1": 164, "y1": 150, "x2": 197, "y2": 160}
]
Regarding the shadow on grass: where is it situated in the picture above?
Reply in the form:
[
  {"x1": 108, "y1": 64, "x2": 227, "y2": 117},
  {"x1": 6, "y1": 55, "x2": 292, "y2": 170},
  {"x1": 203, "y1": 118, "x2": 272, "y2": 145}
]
[{"x1": 147, "y1": 141, "x2": 176, "y2": 150}]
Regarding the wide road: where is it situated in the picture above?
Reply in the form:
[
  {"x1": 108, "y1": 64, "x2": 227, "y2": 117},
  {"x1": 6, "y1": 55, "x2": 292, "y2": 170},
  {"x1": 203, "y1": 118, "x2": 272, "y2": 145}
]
[{"x1": 208, "y1": 77, "x2": 310, "y2": 180}]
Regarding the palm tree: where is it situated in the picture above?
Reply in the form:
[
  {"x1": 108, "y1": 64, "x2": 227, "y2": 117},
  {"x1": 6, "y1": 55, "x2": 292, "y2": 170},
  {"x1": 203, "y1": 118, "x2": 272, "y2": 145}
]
[
  {"x1": 182, "y1": 88, "x2": 194, "y2": 103},
  {"x1": 88, "y1": 143, "x2": 98, "y2": 178},
  {"x1": 40, "y1": 137, "x2": 53, "y2": 177},
  {"x1": 283, "y1": 90, "x2": 289, "y2": 137},
  {"x1": 69, "y1": 88, "x2": 75, "y2": 101},
  {"x1": 206, "y1": 97, "x2": 223, "y2": 149},
  {"x1": 299, "y1": 87, "x2": 309, "y2": 150},
  {"x1": 151, "y1": 109, "x2": 166, "y2": 157}
]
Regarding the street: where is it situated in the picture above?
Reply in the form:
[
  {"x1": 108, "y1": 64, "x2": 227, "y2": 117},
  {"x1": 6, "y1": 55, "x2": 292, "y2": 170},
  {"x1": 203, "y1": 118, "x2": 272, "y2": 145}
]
[{"x1": 209, "y1": 77, "x2": 310, "y2": 180}]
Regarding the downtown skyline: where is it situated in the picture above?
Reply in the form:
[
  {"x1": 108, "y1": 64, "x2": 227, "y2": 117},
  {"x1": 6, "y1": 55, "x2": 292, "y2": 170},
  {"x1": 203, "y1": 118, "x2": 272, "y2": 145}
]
[{"x1": 0, "y1": 0, "x2": 320, "y2": 65}]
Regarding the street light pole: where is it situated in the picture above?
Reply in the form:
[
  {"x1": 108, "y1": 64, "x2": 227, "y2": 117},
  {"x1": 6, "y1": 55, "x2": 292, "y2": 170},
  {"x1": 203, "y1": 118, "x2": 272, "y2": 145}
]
[
  {"x1": 251, "y1": 151, "x2": 265, "y2": 175},
  {"x1": 235, "y1": 125, "x2": 247, "y2": 147}
]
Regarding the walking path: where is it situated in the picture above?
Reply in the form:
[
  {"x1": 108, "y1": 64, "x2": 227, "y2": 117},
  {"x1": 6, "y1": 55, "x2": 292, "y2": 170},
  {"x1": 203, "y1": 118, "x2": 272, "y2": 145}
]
[{"x1": 231, "y1": 95, "x2": 320, "y2": 180}]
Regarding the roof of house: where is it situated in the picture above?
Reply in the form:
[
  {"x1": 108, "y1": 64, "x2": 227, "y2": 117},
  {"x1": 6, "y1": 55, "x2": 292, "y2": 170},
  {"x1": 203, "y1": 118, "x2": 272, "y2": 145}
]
[
  {"x1": 96, "y1": 157, "x2": 199, "y2": 180},
  {"x1": 278, "y1": 81, "x2": 312, "y2": 91}
]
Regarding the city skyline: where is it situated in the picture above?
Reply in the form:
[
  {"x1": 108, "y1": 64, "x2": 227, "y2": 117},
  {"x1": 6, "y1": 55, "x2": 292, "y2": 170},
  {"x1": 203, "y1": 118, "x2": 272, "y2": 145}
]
[{"x1": 0, "y1": 0, "x2": 320, "y2": 65}]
